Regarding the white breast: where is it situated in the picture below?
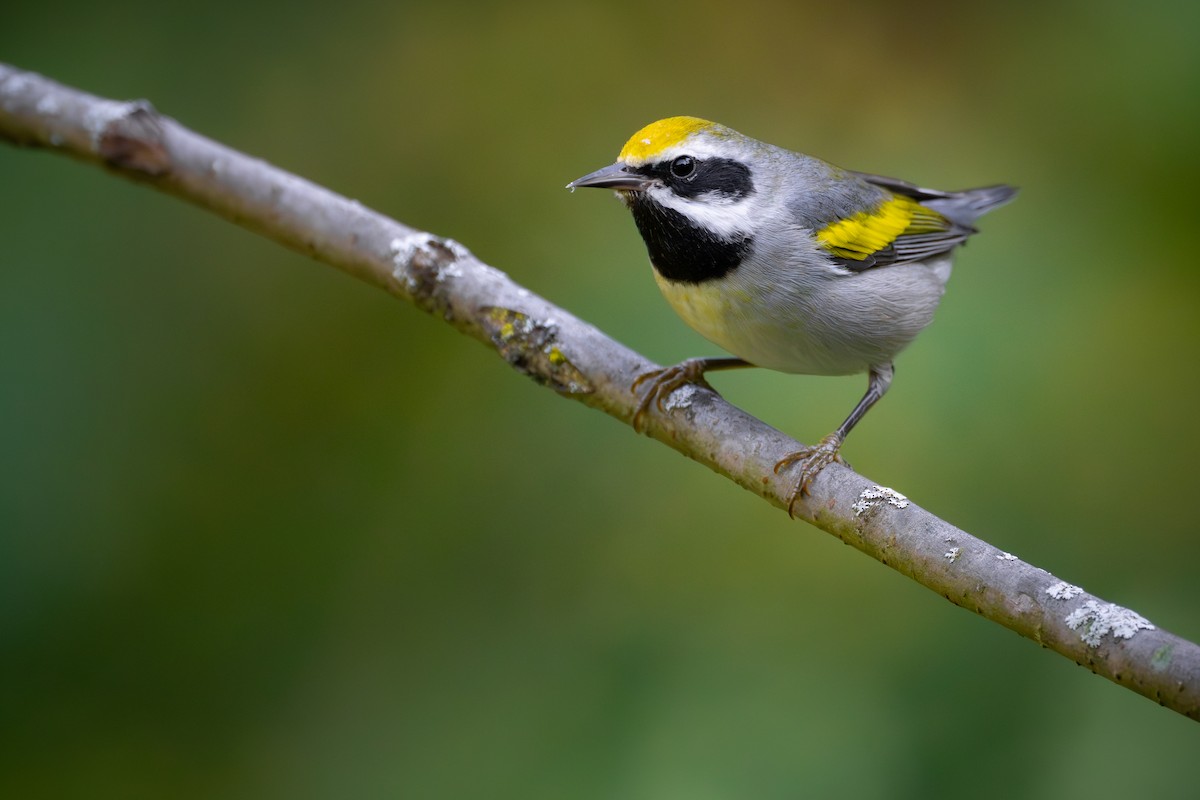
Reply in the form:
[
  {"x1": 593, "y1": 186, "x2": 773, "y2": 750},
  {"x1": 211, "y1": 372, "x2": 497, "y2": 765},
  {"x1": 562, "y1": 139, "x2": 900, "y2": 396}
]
[{"x1": 652, "y1": 251, "x2": 952, "y2": 376}]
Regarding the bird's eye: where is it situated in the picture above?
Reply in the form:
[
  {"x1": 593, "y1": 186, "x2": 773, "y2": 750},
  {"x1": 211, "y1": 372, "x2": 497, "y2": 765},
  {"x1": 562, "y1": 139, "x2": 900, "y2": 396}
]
[{"x1": 670, "y1": 155, "x2": 696, "y2": 179}]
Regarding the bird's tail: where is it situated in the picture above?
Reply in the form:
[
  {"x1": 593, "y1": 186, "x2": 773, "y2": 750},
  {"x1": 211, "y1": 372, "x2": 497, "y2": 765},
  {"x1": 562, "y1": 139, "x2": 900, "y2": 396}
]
[
  {"x1": 931, "y1": 184, "x2": 1018, "y2": 224},
  {"x1": 851, "y1": 170, "x2": 1017, "y2": 225}
]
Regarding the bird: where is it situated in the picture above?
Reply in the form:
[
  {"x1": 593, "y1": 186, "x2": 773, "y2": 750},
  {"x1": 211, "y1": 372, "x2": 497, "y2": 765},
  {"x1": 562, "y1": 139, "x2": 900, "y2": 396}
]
[{"x1": 568, "y1": 116, "x2": 1015, "y2": 515}]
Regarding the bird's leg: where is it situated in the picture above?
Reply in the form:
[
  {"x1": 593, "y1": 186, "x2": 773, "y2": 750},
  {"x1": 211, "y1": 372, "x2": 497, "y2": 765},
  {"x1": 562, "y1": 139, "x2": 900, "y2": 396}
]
[
  {"x1": 774, "y1": 363, "x2": 895, "y2": 517},
  {"x1": 631, "y1": 357, "x2": 752, "y2": 432}
]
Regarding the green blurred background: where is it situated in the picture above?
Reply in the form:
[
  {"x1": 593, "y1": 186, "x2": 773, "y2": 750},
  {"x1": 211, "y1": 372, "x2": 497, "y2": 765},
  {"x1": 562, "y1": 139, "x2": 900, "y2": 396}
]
[{"x1": 3, "y1": 0, "x2": 1199, "y2": 796}]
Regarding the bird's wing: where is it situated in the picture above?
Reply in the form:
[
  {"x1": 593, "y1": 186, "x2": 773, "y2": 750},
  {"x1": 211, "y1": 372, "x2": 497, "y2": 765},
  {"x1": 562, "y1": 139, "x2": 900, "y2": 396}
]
[
  {"x1": 844, "y1": 171, "x2": 958, "y2": 203},
  {"x1": 813, "y1": 185, "x2": 972, "y2": 272}
]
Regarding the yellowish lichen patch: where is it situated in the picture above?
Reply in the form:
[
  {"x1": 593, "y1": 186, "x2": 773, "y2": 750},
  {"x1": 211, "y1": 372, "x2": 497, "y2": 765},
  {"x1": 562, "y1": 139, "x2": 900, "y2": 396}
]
[{"x1": 480, "y1": 307, "x2": 593, "y2": 395}]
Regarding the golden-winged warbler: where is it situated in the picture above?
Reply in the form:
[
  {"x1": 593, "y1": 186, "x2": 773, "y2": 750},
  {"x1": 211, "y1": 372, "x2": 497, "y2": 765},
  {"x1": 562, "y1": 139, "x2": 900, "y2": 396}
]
[{"x1": 569, "y1": 116, "x2": 1015, "y2": 515}]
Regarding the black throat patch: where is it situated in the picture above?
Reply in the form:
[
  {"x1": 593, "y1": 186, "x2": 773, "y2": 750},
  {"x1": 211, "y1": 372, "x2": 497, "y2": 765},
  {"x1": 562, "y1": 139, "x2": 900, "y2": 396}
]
[{"x1": 626, "y1": 195, "x2": 753, "y2": 284}]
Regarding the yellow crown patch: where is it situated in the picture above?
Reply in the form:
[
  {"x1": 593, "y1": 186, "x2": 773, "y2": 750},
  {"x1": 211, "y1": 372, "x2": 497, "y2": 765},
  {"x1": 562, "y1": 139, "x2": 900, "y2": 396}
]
[{"x1": 618, "y1": 116, "x2": 716, "y2": 164}]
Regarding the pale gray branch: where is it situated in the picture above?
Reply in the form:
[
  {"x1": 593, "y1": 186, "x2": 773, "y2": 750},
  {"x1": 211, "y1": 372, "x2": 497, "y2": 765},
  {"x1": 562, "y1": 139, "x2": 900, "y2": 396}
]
[{"x1": 2, "y1": 62, "x2": 1196, "y2": 721}]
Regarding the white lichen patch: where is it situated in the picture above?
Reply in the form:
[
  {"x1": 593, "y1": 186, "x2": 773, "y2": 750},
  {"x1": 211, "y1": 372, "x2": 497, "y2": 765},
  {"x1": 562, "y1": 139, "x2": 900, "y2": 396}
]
[
  {"x1": 0, "y1": 70, "x2": 34, "y2": 112},
  {"x1": 440, "y1": 261, "x2": 464, "y2": 281},
  {"x1": 2, "y1": 71, "x2": 33, "y2": 93},
  {"x1": 944, "y1": 547, "x2": 961, "y2": 563},
  {"x1": 996, "y1": 552, "x2": 1019, "y2": 562},
  {"x1": 1065, "y1": 600, "x2": 1155, "y2": 647},
  {"x1": 661, "y1": 382, "x2": 699, "y2": 412},
  {"x1": 437, "y1": 236, "x2": 470, "y2": 261},
  {"x1": 35, "y1": 94, "x2": 60, "y2": 115},
  {"x1": 83, "y1": 99, "x2": 136, "y2": 147},
  {"x1": 389, "y1": 234, "x2": 469, "y2": 286},
  {"x1": 1046, "y1": 582, "x2": 1083, "y2": 601},
  {"x1": 852, "y1": 486, "x2": 909, "y2": 516},
  {"x1": 389, "y1": 233, "x2": 429, "y2": 273}
]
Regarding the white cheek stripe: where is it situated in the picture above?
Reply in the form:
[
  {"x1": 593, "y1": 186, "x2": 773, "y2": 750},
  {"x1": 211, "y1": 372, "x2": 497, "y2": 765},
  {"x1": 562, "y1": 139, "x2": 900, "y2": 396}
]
[{"x1": 649, "y1": 187, "x2": 760, "y2": 239}]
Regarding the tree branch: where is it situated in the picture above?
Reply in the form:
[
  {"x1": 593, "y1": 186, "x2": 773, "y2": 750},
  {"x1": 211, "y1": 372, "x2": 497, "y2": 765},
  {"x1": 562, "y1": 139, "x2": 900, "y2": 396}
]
[{"x1": 2, "y1": 62, "x2": 1196, "y2": 721}]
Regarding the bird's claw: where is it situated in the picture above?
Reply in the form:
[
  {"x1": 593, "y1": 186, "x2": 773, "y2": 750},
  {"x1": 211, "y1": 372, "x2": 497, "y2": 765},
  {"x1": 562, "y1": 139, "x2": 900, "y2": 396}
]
[
  {"x1": 773, "y1": 433, "x2": 846, "y2": 517},
  {"x1": 630, "y1": 359, "x2": 711, "y2": 433}
]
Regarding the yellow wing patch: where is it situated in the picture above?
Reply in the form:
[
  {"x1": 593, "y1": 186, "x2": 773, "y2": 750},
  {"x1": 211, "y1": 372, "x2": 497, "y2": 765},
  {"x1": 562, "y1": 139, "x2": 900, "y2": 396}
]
[
  {"x1": 817, "y1": 195, "x2": 948, "y2": 261},
  {"x1": 619, "y1": 116, "x2": 716, "y2": 165}
]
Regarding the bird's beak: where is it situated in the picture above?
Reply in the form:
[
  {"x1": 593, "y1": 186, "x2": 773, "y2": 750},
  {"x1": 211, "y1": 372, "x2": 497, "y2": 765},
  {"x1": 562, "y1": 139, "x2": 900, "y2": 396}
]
[{"x1": 567, "y1": 162, "x2": 656, "y2": 192}]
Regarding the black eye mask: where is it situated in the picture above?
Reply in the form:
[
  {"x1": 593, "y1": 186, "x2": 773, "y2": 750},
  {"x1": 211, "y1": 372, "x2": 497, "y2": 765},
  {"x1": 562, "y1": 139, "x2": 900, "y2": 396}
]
[{"x1": 636, "y1": 156, "x2": 755, "y2": 200}]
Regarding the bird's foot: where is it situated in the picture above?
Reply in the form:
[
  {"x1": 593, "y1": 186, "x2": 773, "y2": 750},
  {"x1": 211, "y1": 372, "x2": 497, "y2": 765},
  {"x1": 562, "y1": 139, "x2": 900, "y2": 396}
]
[
  {"x1": 773, "y1": 433, "x2": 846, "y2": 517},
  {"x1": 630, "y1": 358, "x2": 713, "y2": 433}
]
